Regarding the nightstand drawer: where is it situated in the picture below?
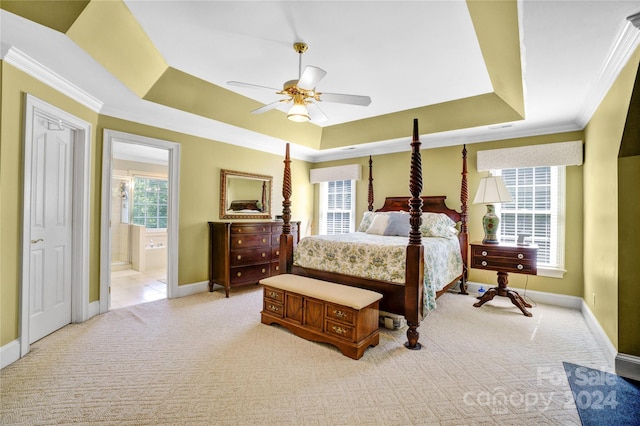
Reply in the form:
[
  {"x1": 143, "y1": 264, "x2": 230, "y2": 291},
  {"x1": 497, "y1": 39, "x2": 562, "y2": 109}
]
[{"x1": 471, "y1": 243, "x2": 537, "y2": 275}]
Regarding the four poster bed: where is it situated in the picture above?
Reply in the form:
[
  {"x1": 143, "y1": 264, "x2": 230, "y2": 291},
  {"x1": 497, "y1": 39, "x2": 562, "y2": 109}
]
[{"x1": 277, "y1": 119, "x2": 469, "y2": 349}]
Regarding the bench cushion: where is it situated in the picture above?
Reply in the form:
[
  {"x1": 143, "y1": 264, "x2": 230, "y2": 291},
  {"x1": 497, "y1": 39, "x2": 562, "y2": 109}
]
[{"x1": 260, "y1": 274, "x2": 382, "y2": 310}]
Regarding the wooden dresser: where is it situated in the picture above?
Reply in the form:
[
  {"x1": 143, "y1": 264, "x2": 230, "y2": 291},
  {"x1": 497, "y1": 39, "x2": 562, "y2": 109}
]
[{"x1": 208, "y1": 221, "x2": 300, "y2": 297}]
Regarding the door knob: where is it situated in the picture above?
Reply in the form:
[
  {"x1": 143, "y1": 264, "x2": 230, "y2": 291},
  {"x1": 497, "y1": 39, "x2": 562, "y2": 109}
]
[{"x1": 31, "y1": 238, "x2": 44, "y2": 244}]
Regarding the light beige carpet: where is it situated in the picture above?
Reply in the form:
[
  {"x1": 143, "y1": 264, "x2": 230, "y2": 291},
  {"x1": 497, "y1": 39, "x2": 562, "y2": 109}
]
[{"x1": 1, "y1": 286, "x2": 610, "y2": 425}]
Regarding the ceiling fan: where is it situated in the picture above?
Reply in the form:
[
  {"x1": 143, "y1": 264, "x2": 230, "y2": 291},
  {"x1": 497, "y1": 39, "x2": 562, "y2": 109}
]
[{"x1": 227, "y1": 42, "x2": 372, "y2": 123}]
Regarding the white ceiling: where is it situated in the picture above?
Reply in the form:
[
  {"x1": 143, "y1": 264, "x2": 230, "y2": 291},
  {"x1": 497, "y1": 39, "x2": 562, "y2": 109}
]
[{"x1": 2, "y1": 1, "x2": 640, "y2": 162}]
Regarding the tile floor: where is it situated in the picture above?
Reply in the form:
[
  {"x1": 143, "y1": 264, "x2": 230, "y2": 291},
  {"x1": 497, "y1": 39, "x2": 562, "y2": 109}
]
[{"x1": 110, "y1": 268, "x2": 167, "y2": 310}]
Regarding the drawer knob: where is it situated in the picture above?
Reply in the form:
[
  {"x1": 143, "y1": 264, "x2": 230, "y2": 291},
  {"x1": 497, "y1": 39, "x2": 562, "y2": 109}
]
[
  {"x1": 236, "y1": 255, "x2": 242, "y2": 260},
  {"x1": 268, "y1": 304, "x2": 279, "y2": 312},
  {"x1": 237, "y1": 239, "x2": 242, "y2": 245},
  {"x1": 262, "y1": 227, "x2": 266, "y2": 231},
  {"x1": 333, "y1": 309, "x2": 347, "y2": 318},
  {"x1": 274, "y1": 265, "x2": 279, "y2": 271},
  {"x1": 261, "y1": 268, "x2": 266, "y2": 273},
  {"x1": 268, "y1": 291, "x2": 278, "y2": 298},
  {"x1": 332, "y1": 326, "x2": 347, "y2": 335},
  {"x1": 518, "y1": 253, "x2": 524, "y2": 259},
  {"x1": 262, "y1": 252, "x2": 266, "y2": 257},
  {"x1": 275, "y1": 250, "x2": 279, "y2": 256},
  {"x1": 276, "y1": 237, "x2": 280, "y2": 243},
  {"x1": 517, "y1": 264, "x2": 524, "y2": 270},
  {"x1": 236, "y1": 272, "x2": 242, "y2": 277},
  {"x1": 481, "y1": 250, "x2": 488, "y2": 256},
  {"x1": 481, "y1": 261, "x2": 487, "y2": 267},
  {"x1": 262, "y1": 238, "x2": 267, "y2": 243}
]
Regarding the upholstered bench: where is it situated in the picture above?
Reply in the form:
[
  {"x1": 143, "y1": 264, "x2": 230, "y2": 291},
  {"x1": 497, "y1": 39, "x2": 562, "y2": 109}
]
[{"x1": 259, "y1": 274, "x2": 383, "y2": 360}]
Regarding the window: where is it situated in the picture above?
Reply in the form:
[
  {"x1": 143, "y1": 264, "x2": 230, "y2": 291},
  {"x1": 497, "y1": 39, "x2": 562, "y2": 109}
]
[
  {"x1": 494, "y1": 166, "x2": 566, "y2": 277},
  {"x1": 133, "y1": 176, "x2": 168, "y2": 229},
  {"x1": 319, "y1": 180, "x2": 355, "y2": 235}
]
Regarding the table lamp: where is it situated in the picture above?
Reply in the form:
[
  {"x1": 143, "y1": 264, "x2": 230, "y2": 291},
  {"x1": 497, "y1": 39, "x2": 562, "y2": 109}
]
[{"x1": 473, "y1": 175, "x2": 513, "y2": 244}]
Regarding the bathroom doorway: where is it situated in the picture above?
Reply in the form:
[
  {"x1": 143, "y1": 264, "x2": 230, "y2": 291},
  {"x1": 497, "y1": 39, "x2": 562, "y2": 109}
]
[{"x1": 100, "y1": 130, "x2": 180, "y2": 313}]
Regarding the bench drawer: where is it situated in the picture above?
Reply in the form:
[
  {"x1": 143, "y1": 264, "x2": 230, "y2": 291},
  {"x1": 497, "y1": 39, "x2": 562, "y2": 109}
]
[
  {"x1": 263, "y1": 300, "x2": 284, "y2": 318},
  {"x1": 263, "y1": 286, "x2": 284, "y2": 303},
  {"x1": 325, "y1": 303, "x2": 356, "y2": 326},
  {"x1": 325, "y1": 319, "x2": 355, "y2": 341}
]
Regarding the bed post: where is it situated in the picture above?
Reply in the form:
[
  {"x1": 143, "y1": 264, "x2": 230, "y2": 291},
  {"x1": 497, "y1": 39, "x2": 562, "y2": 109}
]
[
  {"x1": 367, "y1": 156, "x2": 374, "y2": 211},
  {"x1": 459, "y1": 144, "x2": 469, "y2": 294},
  {"x1": 405, "y1": 119, "x2": 425, "y2": 350},
  {"x1": 279, "y1": 143, "x2": 294, "y2": 274}
]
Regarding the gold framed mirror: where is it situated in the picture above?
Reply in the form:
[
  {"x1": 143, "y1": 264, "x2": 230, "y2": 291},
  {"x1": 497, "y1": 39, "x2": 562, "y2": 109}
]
[{"x1": 220, "y1": 169, "x2": 273, "y2": 219}]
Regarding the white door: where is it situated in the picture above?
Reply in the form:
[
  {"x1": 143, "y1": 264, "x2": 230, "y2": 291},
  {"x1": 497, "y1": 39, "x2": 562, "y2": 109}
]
[{"x1": 28, "y1": 114, "x2": 74, "y2": 343}]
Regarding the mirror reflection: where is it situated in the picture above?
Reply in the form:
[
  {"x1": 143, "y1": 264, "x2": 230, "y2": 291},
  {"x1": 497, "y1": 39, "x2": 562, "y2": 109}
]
[{"x1": 220, "y1": 169, "x2": 272, "y2": 219}]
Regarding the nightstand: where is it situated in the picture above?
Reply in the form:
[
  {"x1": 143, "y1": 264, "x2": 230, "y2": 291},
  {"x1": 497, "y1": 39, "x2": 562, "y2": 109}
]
[{"x1": 470, "y1": 242, "x2": 538, "y2": 316}]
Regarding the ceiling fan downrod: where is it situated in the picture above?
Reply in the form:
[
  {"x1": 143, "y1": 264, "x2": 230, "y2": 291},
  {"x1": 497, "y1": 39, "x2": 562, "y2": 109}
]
[{"x1": 293, "y1": 42, "x2": 308, "y2": 80}]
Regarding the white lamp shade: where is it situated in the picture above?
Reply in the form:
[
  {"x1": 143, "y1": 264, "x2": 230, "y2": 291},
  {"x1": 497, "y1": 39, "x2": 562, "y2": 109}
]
[
  {"x1": 473, "y1": 176, "x2": 513, "y2": 204},
  {"x1": 287, "y1": 103, "x2": 310, "y2": 122}
]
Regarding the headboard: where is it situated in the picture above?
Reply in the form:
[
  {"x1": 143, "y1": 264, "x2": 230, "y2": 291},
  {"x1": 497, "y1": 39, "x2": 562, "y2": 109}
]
[{"x1": 376, "y1": 196, "x2": 462, "y2": 224}]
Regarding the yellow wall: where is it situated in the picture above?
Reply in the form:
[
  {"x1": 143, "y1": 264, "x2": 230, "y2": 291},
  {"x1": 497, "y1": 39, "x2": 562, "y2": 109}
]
[
  {"x1": 314, "y1": 131, "x2": 585, "y2": 297},
  {"x1": 583, "y1": 47, "x2": 640, "y2": 351},
  {"x1": 1, "y1": 62, "x2": 100, "y2": 346},
  {"x1": 0, "y1": 62, "x2": 313, "y2": 346}
]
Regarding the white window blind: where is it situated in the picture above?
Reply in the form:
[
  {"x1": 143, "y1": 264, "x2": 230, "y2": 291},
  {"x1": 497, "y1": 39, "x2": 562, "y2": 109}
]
[
  {"x1": 319, "y1": 180, "x2": 355, "y2": 235},
  {"x1": 494, "y1": 166, "x2": 566, "y2": 276}
]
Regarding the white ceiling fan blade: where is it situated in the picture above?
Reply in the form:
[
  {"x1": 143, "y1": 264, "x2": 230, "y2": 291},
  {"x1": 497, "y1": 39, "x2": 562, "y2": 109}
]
[
  {"x1": 228, "y1": 81, "x2": 280, "y2": 92},
  {"x1": 307, "y1": 102, "x2": 328, "y2": 123},
  {"x1": 319, "y1": 92, "x2": 372, "y2": 106},
  {"x1": 297, "y1": 66, "x2": 326, "y2": 89},
  {"x1": 251, "y1": 100, "x2": 288, "y2": 114}
]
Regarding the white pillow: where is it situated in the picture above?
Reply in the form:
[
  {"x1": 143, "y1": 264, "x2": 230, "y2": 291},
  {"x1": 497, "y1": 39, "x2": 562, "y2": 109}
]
[{"x1": 366, "y1": 214, "x2": 390, "y2": 235}]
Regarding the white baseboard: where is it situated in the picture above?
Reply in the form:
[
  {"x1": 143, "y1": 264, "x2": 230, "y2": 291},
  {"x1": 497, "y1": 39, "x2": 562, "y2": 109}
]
[
  {"x1": 615, "y1": 353, "x2": 640, "y2": 382},
  {"x1": 580, "y1": 300, "x2": 618, "y2": 368},
  {"x1": 177, "y1": 280, "x2": 210, "y2": 297},
  {"x1": 1, "y1": 339, "x2": 21, "y2": 369},
  {"x1": 88, "y1": 300, "x2": 100, "y2": 320}
]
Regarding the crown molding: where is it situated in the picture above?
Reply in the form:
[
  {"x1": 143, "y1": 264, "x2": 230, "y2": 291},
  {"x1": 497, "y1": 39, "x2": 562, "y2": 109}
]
[
  {"x1": 3, "y1": 47, "x2": 103, "y2": 113},
  {"x1": 575, "y1": 17, "x2": 640, "y2": 128}
]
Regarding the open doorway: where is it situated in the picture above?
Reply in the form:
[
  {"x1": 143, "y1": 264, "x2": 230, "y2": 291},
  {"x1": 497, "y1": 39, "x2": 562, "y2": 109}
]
[{"x1": 100, "y1": 130, "x2": 180, "y2": 313}]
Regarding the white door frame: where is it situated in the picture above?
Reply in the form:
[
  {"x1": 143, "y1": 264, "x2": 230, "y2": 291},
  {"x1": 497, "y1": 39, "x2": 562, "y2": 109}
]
[
  {"x1": 21, "y1": 94, "x2": 91, "y2": 357},
  {"x1": 100, "y1": 130, "x2": 180, "y2": 312}
]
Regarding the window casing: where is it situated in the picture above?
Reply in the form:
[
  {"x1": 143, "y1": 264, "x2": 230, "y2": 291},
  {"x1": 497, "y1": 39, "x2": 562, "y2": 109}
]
[
  {"x1": 132, "y1": 176, "x2": 168, "y2": 230},
  {"x1": 494, "y1": 166, "x2": 566, "y2": 277},
  {"x1": 319, "y1": 180, "x2": 355, "y2": 235}
]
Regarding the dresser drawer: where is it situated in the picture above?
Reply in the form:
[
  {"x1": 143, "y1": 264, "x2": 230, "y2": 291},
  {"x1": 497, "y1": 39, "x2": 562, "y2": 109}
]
[
  {"x1": 271, "y1": 234, "x2": 281, "y2": 246},
  {"x1": 231, "y1": 224, "x2": 271, "y2": 234},
  {"x1": 325, "y1": 319, "x2": 355, "y2": 341},
  {"x1": 263, "y1": 286, "x2": 284, "y2": 303},
  {"x1": 230, "y1": 248, "x2": 271, "y2": 266},
  {"x1": 271, "y1": 261, "x2": 282, "y2": 275},
  {"x1": 231, "y1": 234, "x2": 271, "y2": 249},
  {"x1": 230, "y1": 264, "x2": 270, "y2": 284},
  {"x1": 325, "y1": 303, "x2": 356, "y2": 326}
]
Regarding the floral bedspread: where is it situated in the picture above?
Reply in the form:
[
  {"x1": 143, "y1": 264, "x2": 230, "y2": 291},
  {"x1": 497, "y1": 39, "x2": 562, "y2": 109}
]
[{"x1": 293, "y1": 233, "x2": 463, "y2": 314}]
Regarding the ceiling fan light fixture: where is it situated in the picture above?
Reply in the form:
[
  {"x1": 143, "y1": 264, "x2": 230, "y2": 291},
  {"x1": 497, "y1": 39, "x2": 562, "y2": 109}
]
[{"x1": 287, "y1": 98, "x2": 310, "y2": 122}]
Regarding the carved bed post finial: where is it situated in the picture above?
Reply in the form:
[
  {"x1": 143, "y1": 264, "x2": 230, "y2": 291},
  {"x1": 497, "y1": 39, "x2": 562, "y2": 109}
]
[
  {"x1": 282, "y1": 143, "x2": 292, "y2": 235},
  {"x1": 408, "y1": 118, "x2": 423, "y2": 246},
  {"x1": 368, "y1": 156, "x2": 374, "y2": 211}
]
